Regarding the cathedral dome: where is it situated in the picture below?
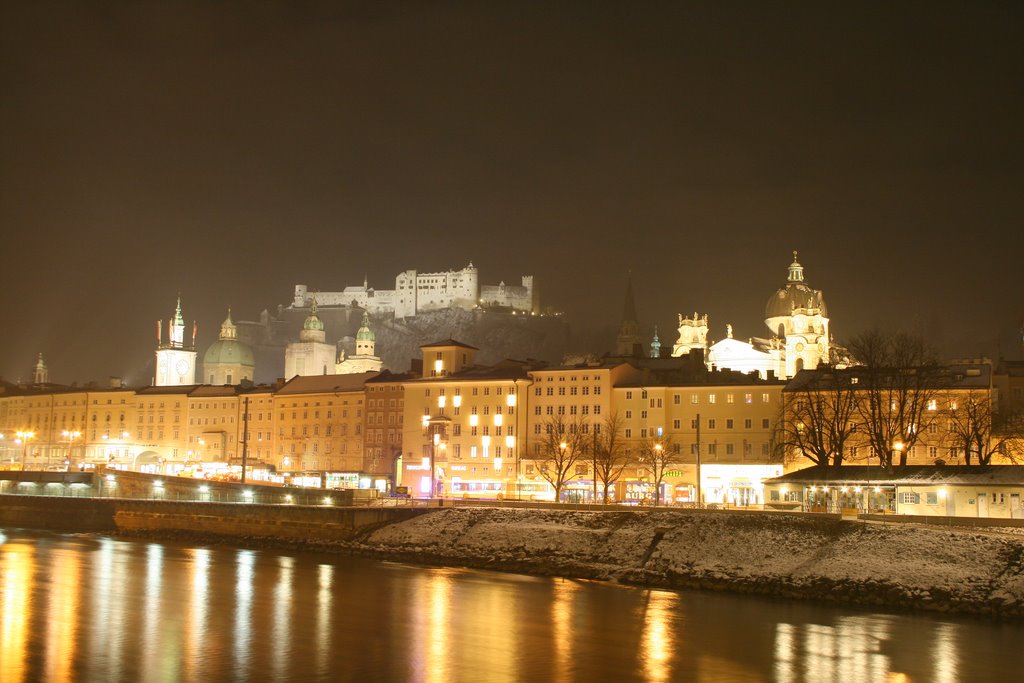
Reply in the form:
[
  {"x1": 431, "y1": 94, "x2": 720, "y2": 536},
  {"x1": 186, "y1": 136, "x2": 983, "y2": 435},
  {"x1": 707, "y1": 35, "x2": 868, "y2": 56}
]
[
  {"x1": 203, "y1": 338, "x2": 255, "y2": 368},
  {"x1": 203, "y1": 308, "x2": 255, "y2": 368},
  {"x1": 765, "y1": 252, "x2": 828, "y2": 321}
]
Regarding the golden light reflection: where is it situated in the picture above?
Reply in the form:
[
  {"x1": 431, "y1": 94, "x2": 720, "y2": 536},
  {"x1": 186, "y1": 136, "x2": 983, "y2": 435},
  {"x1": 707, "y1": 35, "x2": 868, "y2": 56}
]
[
  {"x1": 640, "y1": 589, "x2": 679, "y2": 683},
  {"x1": 0, "y1": 543, "x2": 34, "y2": 682},
  {"x1": 90, "y1": 537, "x2": 126, "y2": 681},
  {"x1": 272, "y1": 556, "x2": 295, "y2": 680},
  {"x1": 426, "y1": 570, "x2": 452, "y2": 683},
  {"x1": 141, "y1": 543, "x2": 169, "y2": 683},
  {"x1": 408, "y1": 569, "x2": 454, "y2": 683},
  {"x1": 315, "y1": 563, "x2": 334, "y2": 678},
  {"x1": 774, "y1": 615, "x2": 893, "y2": 683},
  {"x1": 551, "y1": 579, "x2": 579, "y2": 683},
  {"x1": 185, "y1": 548, "x2": 211, "y2": 682},
  {"x1": 931, "y1": 621, "x2": 958, "y2": 683},
  {"x1": 43, "y1": 549, "x2": 81, "y2": 682},
  {"x1": 234, "y1": 550, "x2": 256, "y2": 675}
]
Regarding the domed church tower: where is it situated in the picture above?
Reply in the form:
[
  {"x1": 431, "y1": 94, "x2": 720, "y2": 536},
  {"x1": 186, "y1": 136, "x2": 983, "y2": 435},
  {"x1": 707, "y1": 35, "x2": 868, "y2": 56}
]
[
  {"x1": 203, "y1": 308, "x2": 255, "y2": 385},
  {"x1": 285, "y1": 298, "x2": 337, "y2": 378},
  {"x1": 764, "y1": 251, "x2": 830, "y2": 377},
  {"x1": 336, "y1": 310, "x2": 383, "y2": 374}
]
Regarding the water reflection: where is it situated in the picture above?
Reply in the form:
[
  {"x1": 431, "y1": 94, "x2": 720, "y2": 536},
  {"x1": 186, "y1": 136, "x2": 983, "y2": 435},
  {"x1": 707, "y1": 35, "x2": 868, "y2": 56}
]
[
  {"x1": 272, "y1": 555, "x2": 294, "y2": 680},
  {"x1": 43, "y1": 547, "x2": 80, "y2": 682},
  {"x1": 639, "y1": 589, "x2": 678, "y2": 683},
  {"x1": 0, "y1": 542, "x2": 32, "y2": 681},
  {"x1": 315, "y1": 563, "x2": 333, "y2": 678},
  {"x1": 141, "y1": 543, "x2": 164, "y2": 683},
  {"x1": 551, "y1": 578, "x2": 578, "y2": 683},
  {"x1": 185, "y1": 547, "x2": 211, "y2": 681},
  {"x1": 0, "y1": 529, "x2": 1022, "y2": 683},
  {"x1": 235, "y1": 550, "x2": 256, "y2": 676},
  {"x1": 775, "y1": 616, "x2": 894, "y2": 682}
]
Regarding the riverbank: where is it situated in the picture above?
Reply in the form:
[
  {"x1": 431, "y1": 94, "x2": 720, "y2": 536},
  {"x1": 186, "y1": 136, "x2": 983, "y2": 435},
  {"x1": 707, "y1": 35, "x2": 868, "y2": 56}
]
[{"x1": 117, "y1": 506, "x2": 1024, "y2": 618}]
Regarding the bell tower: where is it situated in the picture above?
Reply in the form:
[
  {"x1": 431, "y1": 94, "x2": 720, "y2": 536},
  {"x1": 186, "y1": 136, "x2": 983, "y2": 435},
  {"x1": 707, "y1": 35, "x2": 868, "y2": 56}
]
[{"x1": 155, "y1": 294, "x2": 197, "y2": 386}]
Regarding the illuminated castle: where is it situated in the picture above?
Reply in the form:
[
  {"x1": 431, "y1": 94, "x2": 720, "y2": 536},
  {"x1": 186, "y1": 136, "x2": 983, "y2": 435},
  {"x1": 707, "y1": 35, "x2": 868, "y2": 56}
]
[{"x1": 291, "y1": 262, "x2": 538, "y2": 318}]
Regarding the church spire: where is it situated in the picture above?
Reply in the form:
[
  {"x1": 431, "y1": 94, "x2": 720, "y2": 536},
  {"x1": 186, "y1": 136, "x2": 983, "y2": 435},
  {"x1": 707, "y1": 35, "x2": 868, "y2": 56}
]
[
  {"x1": 33, "y1": 352, "x2": 48, "y2": 385},
  {"x1": 650, "y1": 326, "x2": 661, "y2": 359},
  {"x1": 616, "y1": 273, "x2": 642, "y2": 356}
]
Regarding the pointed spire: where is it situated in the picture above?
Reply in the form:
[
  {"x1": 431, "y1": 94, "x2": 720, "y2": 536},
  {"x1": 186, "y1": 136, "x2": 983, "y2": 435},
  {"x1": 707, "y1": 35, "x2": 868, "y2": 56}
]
[
  {"x1": 33, "y1": 352, "x2": 48, "y2": 384},
  {"x1": 650, "y1": 326, "x2": 662, "y2": 358},
  {"x1": 616, "y1": 272, "x2": 642, "y2": 356},
  {"x1": 174, "y1": 292, "x2": 184, "y2": 325},
  {"x1": 622, "y1": 272, "x2": 637, "y2": 322}
]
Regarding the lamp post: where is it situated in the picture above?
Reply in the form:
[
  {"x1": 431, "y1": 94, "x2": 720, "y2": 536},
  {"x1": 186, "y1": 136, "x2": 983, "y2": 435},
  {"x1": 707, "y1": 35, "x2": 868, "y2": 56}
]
[
  {"x1": 695, "y1": 413, "x2": 702, "y2": 508},
  {"x1": 558, "y1": 441, "x2": 567, "y2": 503},
  {"x1": 61, "y1": 430, "x2": 81, "y2": 471},
  {"x1": 16, "y1": 431, "x2": 35, "y2": 470},
  {"x1": 653, "y1": 442, "x2": 663, "y2": 506}
]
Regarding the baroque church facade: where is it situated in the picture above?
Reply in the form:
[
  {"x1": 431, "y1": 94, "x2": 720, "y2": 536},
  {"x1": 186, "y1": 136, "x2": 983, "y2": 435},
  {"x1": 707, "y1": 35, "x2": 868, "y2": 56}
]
[{"x1": 672, "y1": 252, "x2": 831, "y2": 380}]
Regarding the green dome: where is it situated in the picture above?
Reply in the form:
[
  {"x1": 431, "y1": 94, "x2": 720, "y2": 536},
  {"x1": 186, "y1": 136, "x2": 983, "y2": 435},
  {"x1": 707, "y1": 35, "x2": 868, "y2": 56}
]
[
  {"x1": 355, "y1": 312, "x2": 375, "y2": 341},
  {"x1": 203, "y1": 339, "x2": 255, "y2": 368},
  {"x1": 304, "y1": 299, "x2": 325, "y2": 331}
]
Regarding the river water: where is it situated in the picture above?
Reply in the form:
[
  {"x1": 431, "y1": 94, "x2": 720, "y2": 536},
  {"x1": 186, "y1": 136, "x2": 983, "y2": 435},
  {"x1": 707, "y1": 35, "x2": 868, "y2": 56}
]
[{"x1": 1, "y1": 528, "x2": 1022, "y2": 682}]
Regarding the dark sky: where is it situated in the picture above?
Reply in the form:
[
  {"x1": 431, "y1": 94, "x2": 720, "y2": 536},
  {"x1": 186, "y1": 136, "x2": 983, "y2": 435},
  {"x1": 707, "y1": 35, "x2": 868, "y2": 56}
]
[{"x1": 2, "y1": 1, "x2": 1021, "y2": 384}]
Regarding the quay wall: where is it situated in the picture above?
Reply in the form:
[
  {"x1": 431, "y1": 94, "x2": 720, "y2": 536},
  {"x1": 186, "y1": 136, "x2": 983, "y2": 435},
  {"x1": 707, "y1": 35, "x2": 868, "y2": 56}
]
[{"x1": 0, "y1": 495, "x2": 426, "y2": 541}]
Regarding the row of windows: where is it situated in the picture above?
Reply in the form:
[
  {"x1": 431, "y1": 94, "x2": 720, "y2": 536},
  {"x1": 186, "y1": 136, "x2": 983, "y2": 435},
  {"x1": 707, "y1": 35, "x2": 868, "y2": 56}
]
[{"x1": 424, "y1": 387, "x2": 512, "y2": 397}]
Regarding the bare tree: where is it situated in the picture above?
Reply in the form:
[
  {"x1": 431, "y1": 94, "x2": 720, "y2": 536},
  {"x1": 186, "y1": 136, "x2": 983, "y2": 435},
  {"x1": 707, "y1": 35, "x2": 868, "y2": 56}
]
[
  {"x1": 528, "y1": 413, "x2": 587, "y2": 502},
  {"x1": 848, "y1": 329, "x2": 943, "y2": 468},
  {"x1": 589, "y1": 412, "x2": 631, "y2": 503},
  {"x1": 636, "y1": 434, "x2": 678, "y2": 507},
  {"x1": 944, "y1": 390, "x2": 1024, "y2": 465},
  {"x1": 779, "y1": 367, "x2": 859, "y2": 467}
]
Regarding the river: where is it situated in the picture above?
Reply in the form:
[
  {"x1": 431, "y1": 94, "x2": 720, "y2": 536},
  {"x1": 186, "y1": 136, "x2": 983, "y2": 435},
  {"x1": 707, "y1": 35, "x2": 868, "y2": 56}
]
[{"x1": 0, "y1": 528, "x2": 1021, "y2": 682}]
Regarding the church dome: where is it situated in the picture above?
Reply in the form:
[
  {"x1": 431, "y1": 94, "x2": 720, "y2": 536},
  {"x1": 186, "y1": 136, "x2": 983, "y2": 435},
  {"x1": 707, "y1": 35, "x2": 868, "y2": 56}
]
[
  {"x1": 203, "y1": 338, "x2": 255, "y2": 368},
  {"x1": 765, "y1": 252, "x2": 828, "y2": 321},
  {"x1": 355, "y1": 311, "x2": 375, "y2": 342},
  {"x1": 204, "y1": 308, "x2": 255, "y2": 368},
  {"x1": 303, "y1": 299, "x2": 325, "y2": 331}
]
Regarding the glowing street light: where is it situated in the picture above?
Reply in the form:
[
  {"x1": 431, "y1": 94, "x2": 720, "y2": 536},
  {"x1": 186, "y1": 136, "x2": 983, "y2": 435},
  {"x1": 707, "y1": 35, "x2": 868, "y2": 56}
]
[{"x1": 15, "y1": 431, "x2": 35, "y2": 470}]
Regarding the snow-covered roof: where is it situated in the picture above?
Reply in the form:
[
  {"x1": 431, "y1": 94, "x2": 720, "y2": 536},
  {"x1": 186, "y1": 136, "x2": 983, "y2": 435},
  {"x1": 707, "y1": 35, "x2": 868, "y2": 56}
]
[{"x1": 767, "y1": 465, "x2": 1024, "y2": 487}]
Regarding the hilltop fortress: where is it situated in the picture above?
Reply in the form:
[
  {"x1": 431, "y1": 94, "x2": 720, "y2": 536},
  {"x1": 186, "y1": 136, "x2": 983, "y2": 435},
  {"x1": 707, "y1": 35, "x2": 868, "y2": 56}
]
[{"x1": 292, "y1": 262, "x2": 538, "y2": 318}]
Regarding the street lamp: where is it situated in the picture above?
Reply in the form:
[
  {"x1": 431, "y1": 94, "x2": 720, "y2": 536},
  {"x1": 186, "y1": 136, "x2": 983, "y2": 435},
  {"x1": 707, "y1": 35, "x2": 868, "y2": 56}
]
[
  {"x1": 892, "y1": 439, "x2": 904, "y2": 466},
  {"x1": 61, "y1": 430, "x2": 81, "y2": 470},
  {"x1": 15, "y1": 431, "x2": 35, "y2": 470}
]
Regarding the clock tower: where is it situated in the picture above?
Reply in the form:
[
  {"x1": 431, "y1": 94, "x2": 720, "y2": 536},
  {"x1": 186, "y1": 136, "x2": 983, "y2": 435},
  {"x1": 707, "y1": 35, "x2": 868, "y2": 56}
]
[{"x1": 155, "y1": 295, "x2": 198, "y2": 386}]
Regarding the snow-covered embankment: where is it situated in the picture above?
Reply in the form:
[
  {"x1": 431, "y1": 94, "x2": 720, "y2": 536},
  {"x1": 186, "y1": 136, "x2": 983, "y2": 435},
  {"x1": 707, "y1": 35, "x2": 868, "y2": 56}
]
[{"x1": 356, "y1": 508, "x2": 1024, "y2": 617}]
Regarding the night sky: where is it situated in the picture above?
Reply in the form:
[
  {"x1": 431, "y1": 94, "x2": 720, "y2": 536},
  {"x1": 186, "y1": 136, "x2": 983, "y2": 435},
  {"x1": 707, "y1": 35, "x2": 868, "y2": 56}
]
[{"x1": 2, "y1": 2, "x2": 1021, "y2": 385}]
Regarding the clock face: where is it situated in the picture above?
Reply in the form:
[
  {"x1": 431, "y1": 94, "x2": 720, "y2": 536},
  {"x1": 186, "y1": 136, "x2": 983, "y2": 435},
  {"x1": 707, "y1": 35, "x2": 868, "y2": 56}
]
[{"x1": 176, "y1": 359, "x2": 190, "y2": 376}]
